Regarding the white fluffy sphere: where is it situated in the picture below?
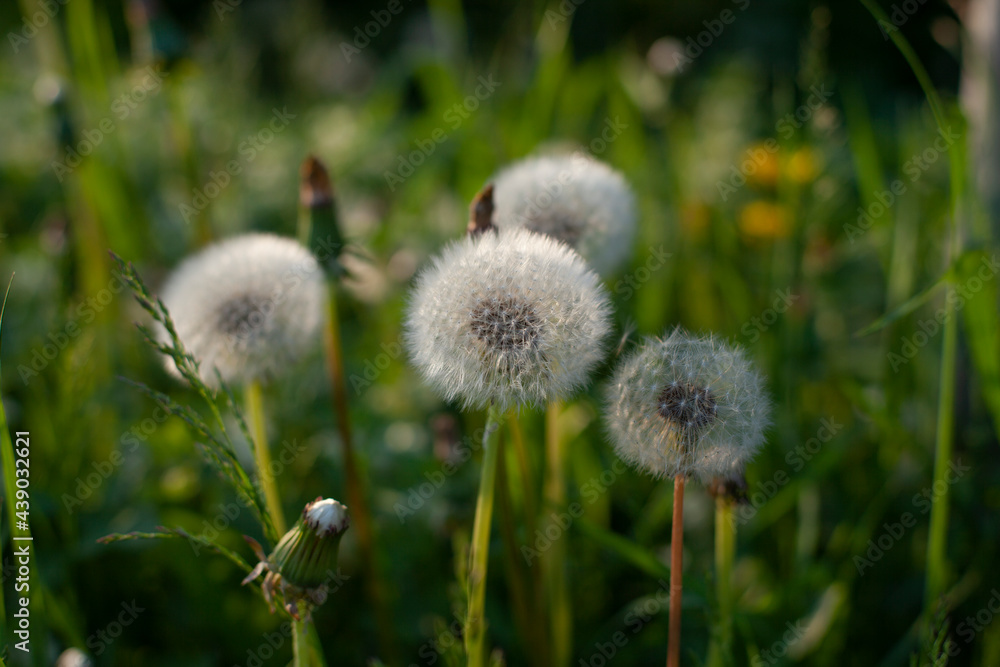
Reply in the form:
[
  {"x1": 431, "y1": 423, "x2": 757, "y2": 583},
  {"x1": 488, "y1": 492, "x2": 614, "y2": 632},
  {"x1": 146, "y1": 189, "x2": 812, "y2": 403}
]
[
  {"x1": 405, "y1": 227, "x2": 613, "y2": 411},
  {"x1": 606, "y1": 329, "x2": 770, "y2": 481},
  {"x1": 491, "y1": 154, "x2": 637, "y2": 276},
  {"x1": 158, "y1": 233, "x2": 326, "y2": 387}
]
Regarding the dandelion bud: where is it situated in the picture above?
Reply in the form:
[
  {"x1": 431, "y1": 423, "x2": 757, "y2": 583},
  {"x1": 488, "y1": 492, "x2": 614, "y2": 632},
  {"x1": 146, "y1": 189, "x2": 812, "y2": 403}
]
[
  {"x1": 606, "y1": 329, "x2": 770, "y2": 481},
  {"x1": 270, "y1": 498, "x2": 349, "y2": 589},
  {"x1": 466, "y1": 183, "x2": 495, "y2": 236},
  {"x1": 405, "y1": 227, "x2": 612, "y2": 411},
  {"x1": 491, "y1": 154, "x2": 637, "y2": 276},
  {"x1": 242, "y1": 497, "x2": 349, "y2": 619}
]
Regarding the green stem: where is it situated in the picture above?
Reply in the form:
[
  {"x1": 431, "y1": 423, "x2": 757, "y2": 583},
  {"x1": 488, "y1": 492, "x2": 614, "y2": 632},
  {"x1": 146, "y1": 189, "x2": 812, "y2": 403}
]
[
  {"x1": 246, "y1": 381, "x2": 287, "y2": 535},
  {"x1": 926, "y1": 310, "x2": 957, "y2": 609},
  {"x1": 465, "y1": 406, "x2": 504, "y2": 667},
  {"x1": 707, "y1": 498, "x2": 735, "y2": 667},
  {"x1": 294, "y1": 620, "x2": 328, "y2": 667},
  {"x1": 292, "y1": 618, "x2": 309, "y2": 667},
  {"x1": 543, "y1": 401, "x2": 571, "y2": 667}
]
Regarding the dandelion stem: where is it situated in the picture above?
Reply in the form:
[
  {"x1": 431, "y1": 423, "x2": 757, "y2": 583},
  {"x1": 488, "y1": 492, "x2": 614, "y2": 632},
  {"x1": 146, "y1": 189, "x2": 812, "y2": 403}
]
[
  {"x1": 543, "y1": 401, "x2": 571, "y2": 667},
  {"x1": 292, "y1": 619, "x2": 309, "y2": 667},
  {"x1": 300, "y1": 155, "x2": 396, "y2": 657},
  {"x1": 707, "y1": 497, "x2": 735, "y2": 667},
  {"x1": 465, "y1": 406, "x2": 504, "y2": 667},
  {"x1": 246, "y1": 380, "x2": 286, "y2": 535},
  {"x1": 323, "y1": 287, "x2": 395, "y2": 657},
  {"x1": 667, "y1": 474, "x2": 685, "y2": 667}
]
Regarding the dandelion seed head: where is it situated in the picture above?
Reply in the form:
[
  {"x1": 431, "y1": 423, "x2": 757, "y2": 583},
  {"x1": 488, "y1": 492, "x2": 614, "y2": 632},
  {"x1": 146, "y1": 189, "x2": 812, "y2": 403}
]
[
  {"x1": 606, "y1": 329, "x2": 770, "y2": 481},
  {"x1": 158, "y1": 233, "x2": 326, "y2": 388},
  {"x1": 491, "y1": 154, "x2": 637, "y2": 276},
  {"x1": 304, "y1": 498, "x2": 350, "y2": 536},
  {"x1": 405, "y1": 227, "x2": 613, "y2": 411}
]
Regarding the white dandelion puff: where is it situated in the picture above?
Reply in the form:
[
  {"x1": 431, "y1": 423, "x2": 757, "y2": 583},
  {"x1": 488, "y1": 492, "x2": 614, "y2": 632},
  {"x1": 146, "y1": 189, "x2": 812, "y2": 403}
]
[
  {"x1": 158, "y1": 233, "x2": 326, "y2": 388},
  {"x1": 405, "y1": 227, "x2": 613, "y2": 411},
  {"x1": 491, "y1": 153, "x2": 638, "y2": 276},
  {"x1": 606, "y1": 329, "x2": 770, "y2": 481}
]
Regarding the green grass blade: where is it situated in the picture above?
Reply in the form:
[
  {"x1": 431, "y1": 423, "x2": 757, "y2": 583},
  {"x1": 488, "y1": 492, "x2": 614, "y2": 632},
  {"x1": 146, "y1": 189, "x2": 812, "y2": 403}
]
[
  {"x1": 959, "y1": 251, "x2": 1000, "y2": 445},
  {"x1": 575, "y1": 516, "x2": 671, "y2": 581},
  {"x1": 854, "y1": 269, "x2": 952, "y2": 337}
]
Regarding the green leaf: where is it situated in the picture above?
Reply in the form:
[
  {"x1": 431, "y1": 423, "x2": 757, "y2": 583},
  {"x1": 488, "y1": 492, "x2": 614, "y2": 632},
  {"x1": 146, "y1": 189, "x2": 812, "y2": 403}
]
[{"x1": 575, "y1": 516, "x2": 671, "y2": 581}]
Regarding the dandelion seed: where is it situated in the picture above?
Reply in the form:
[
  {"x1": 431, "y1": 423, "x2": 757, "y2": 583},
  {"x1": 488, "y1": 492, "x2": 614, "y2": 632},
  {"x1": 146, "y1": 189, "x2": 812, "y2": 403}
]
[
  {"x1": 158, "y1": 233, "x2": 326, "y2": 388},
  {"x1": 405, "y1": 227, "x2": 613, "y2": 411},
  {"x1": 490, "y1": 154, "x2": 637, "y2": 276},
  {"x1": 606, "y1": 328, "x2": 770, "y2": 481}
]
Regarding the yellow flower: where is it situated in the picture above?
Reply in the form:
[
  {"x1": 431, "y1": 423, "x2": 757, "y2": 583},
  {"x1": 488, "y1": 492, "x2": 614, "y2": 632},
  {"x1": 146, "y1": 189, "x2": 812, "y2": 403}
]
[
  {"x1": 745, "y1": 142, "x2": 781, "y2": 188},
  {"x1": 739, "y1": 201, "x2": 789, "y2": 240},
  {"x1": 786, "y1": 148, "x2": 818, "y2": 183},
  {"x1": 681, "y1": 200, "x2": 711, "y2": 239}
]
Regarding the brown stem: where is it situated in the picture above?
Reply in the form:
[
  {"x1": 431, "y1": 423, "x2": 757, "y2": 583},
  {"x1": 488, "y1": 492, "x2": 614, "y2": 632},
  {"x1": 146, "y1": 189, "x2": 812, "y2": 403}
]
[
  {"x1": 667, "y1": 474, "x2": 686, "y2": 667},
  {"x1": 324, "y1": 290, "x2": 396, "y2": 661}
]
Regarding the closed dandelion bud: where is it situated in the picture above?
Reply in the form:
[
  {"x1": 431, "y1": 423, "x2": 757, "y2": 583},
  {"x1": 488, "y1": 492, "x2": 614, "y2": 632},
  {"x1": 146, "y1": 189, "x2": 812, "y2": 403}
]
[
  {"x1": 242, "y1": 497, "x2": 349, "y2": 619},
  {"x1": 491, "y1": 154, "x2": 637, "y2": 276},
  {"x1": 405, "y1": 227, "x2": 613, "y2": 411},
  {"x1": 158, "y1": 233, "x2": 326, "y2": 388},
  {"x1": 270, "y1": 498, "x2": 349, "y2": 588},
  {"x1": 606, "y1": 329, "x2": 771, "y2": 481}
]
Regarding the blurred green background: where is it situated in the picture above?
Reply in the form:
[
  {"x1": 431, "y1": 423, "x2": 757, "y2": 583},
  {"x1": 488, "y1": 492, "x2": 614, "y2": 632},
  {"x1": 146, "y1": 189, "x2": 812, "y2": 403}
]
[{"x1": 2, "y1": 0, "x2": 1000, "y2": 665}]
